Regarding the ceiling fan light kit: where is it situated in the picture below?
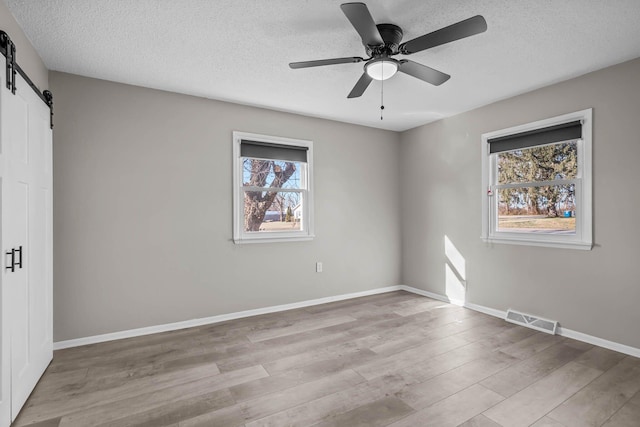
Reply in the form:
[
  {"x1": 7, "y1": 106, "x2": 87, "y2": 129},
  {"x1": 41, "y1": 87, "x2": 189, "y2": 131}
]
[
  {"x1": 289, "y1": 2, "x2": 488, "y2": 98},
  {"x1": 365, "y1": 58, "x2": 398, "y2": 81}
]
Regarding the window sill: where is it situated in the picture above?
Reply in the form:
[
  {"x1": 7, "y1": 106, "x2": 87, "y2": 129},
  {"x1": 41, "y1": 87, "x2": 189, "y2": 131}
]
[
  {"x1": 233, "y1": 235, "x2": 315, "y2": 244},
  {"x1": 481, "y1": 236, "x2": 592, "y2": 251}
]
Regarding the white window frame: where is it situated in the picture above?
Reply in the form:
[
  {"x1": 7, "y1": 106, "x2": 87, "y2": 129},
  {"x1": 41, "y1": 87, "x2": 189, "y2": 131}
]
[
  {"x1": 481, "y1": 109, "x2": 593, "y2": 250},
  {"x1": 233, "y1": 131, "x2": 314, "y2": 244}
]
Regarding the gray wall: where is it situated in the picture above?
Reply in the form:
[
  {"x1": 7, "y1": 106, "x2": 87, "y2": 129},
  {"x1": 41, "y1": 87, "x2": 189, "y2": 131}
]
[
  {"x1": 0, "y1": 0, "x2": 48, "y2": 90},
  {"x1": 400, "y1": 58, "x2": 640, "y2": 349},
  {"x1": 49, "y1": 57, "x2": 640, "y2": 349},
  {"x1": 50, "y1": 72, "x2": 401, "y2": 342}
]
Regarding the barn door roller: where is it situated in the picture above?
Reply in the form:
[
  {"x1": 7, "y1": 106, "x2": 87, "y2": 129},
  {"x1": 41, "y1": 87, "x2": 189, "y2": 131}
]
[
  {"x1": 0, "y1": 29, "x2": 54, "y2": 128},
  {"x1": 0, "y1": 31, "x2": 16, "y2": 93}
]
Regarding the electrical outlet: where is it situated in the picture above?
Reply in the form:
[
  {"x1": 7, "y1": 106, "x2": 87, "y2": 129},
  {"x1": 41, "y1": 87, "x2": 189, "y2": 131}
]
[{"x1": 316, "y1": 262, "x2": 323, "y2": 273}]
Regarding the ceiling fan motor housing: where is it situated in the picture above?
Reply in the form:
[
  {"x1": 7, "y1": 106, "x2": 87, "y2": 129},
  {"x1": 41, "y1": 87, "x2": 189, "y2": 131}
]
[{"x1": 366, "y1": 23, "x2": 403, "y2": 56}]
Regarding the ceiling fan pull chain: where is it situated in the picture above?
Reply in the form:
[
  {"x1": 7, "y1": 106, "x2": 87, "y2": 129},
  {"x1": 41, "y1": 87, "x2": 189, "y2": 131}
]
[{"x1": 380, "y1": 65, "x2": 384, "y2": 120}]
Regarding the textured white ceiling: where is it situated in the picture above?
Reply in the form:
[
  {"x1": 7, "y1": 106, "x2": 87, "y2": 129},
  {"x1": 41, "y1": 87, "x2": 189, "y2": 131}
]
[{"x1": 6, "y1": 0, "x2": 640, "y2": 131}]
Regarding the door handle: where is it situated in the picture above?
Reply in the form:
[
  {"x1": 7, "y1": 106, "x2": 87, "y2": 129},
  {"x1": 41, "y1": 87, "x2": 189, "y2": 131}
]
[
  {"x1": 15, "y1": 246, "x2": 22, "y2": 269},
  {"x1": 5, "y1": 249, "x2": 15, "y2": 272},
  {"x1": 4, "y1": 246, "x2": 23, "y2": 272}
]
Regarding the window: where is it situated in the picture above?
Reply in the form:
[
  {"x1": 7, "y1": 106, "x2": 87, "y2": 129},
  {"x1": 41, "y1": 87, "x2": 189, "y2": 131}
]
[
  {"x1": 233, "y1": 132, "x2": 314, "y2": 244},
  {"x1": 481, "y1": 109, "x2": 592, "y2": 250}
]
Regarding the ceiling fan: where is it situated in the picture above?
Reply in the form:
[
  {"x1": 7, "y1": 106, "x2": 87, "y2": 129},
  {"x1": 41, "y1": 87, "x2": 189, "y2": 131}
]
[{"x1": 289, "y1": 2, "x2": 487, "y2": 98}]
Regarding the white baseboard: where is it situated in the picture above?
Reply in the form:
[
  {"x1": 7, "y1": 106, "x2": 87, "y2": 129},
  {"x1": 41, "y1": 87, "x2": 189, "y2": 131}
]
[
  {"x1": 53, "y1": 286, "x2": 402, "y2": 350},
  {"x1": 397, "y1": 285, "x2": 467, "y2": 307},
  {"x1": 399, "y1": 285, "x2": 640, "y2": 359},
  {"x1": 55, "y1": 284, "x2": 640, "y2": 359},
  {"x1": 556, "y1": 327, "x2": 640, "y2": 358}
]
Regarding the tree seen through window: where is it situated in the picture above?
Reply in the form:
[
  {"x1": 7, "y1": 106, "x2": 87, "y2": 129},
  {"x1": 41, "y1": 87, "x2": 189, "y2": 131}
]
[{"x1": 497, "y1": 141, "x2": 577, "y2": 232}]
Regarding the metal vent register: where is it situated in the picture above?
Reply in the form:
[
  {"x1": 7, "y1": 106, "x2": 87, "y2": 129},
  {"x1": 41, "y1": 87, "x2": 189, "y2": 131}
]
[{"x1": 505, "y1": 309, "x2": 558, "y2": 335}]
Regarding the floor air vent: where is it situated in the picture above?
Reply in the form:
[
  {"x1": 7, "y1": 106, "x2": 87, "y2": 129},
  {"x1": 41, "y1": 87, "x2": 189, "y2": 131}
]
[{"x1": 505, "y1": 309, "x2": 558, "y2": 335}]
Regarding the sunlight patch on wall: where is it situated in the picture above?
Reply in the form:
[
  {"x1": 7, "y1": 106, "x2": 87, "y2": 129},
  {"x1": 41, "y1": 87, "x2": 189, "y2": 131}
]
[
  {"x1": 444, "y1": 235, "x2": 466, "y2": 305},
  {"x1": 445, "y1": 235, "x2": 466, "y2": 280}
]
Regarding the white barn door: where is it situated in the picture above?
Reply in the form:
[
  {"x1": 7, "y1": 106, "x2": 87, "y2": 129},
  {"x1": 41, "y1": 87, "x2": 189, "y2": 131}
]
[{"x1": 0, "y1": 70, "x2": 53, "y2": 425}]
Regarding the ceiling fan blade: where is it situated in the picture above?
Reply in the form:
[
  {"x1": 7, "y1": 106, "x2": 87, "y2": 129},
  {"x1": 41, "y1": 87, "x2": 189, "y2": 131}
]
[
  {"x1": 400, "y1": 15, "x2": 487, "y2": 54},
  {"x1": 340, "y1": 2, "x2": 384, "y2": 47},
  {"x1": 398, "y1": 60, "x2": 450, "y2": 86},
  {"x1": 347, "y1": 73, "x2": 373, "y2": 98},
  {"x1": 289, "y1": 57, "x2": 364, "y2": 69}
]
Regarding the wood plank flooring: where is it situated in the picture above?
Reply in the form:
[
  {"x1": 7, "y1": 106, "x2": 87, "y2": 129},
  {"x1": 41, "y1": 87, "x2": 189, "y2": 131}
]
[{"x1": 13, "y1": 291, "x2": 640, "y2": 426}]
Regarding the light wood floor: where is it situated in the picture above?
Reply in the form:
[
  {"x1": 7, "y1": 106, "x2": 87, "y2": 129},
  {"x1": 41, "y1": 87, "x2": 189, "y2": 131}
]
[{"x1": 14, "y1": 291, "x2": 640, "y2": 426}]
